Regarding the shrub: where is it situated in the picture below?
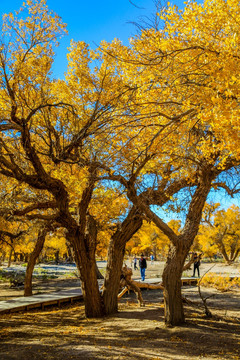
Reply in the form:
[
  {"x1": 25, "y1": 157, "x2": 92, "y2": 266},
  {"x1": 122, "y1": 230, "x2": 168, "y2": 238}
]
[{"x1": 200, "y1": 273, "x2": 240, "y2": 291}]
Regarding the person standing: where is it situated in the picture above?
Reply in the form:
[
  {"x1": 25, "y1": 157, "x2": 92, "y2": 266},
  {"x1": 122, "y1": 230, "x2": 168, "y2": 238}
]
[
  {"x1": 192, "y1": 252, "x2": 201, "y2": 277},
  {"x1": 150, "y1": 254, "x2": 154, "y2": 265},
  {"x1": 139, "y1": 254, "x2": 147, "y2": 281}
]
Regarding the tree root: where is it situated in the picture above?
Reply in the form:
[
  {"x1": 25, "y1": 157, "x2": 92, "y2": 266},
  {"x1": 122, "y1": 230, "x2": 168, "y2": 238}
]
[{"x1": 118, "y1": 265, "x2": 163, "y2": 307}]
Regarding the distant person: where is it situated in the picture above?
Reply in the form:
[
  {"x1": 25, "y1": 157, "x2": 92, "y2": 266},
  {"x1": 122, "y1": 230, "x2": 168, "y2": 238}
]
[
  {"x1": 133, "y1": 255, "x2": 138, "y2": 270},
  {"x1": 139, "y1": 254, "x2": 147, "y2": 281},
  {"x1": 193, "y1": 253, "x2": 201, "y2": 277},
  {"x1": 150, "y1": 254, "x2": 154, "y2": 264}
]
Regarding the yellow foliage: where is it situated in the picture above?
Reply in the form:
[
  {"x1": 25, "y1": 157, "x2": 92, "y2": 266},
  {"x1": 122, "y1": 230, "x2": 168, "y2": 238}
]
[
  {"x1": 197, "y1": 205, "x2": 240, "y2": 262},
  {"x1": 1, "y1": 0, "x2": 240, "y2": 269},
  {"x1": 127, "y1": 219, "x2": 181, "y2": 257},
  {"x1": 200, "y1": 273, "x2": 240, "y2": 291},
  {"x1": 45, "y1": 233, "x2": 67, "y2": 257}
]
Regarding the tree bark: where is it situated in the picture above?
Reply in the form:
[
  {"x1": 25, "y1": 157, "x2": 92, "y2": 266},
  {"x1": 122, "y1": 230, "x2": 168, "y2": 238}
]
[
  {"x1": 232, "y1": 248, "x2": 240, "y2": 262},
  {"x1": 102, "y1": 207, "x2": 143, "y2": 315},
  {"x1": 73, "y1": 238, "x2": 105, "y2": 317},
  {"x1": 7, "y1": 248, "x2": 13, "y2": 267},
  {"x1": 162, "y1": 173, "x2": 214, "y2": 326},
  {"x1": 219, "y1": 243, "x2": 230, "y2": 264},
  {"x1": 24, "y1": 228, "x2": 47, "y2": 296},
  {"x1": 66, "y1": 242, "x2": 74, "y2": 262},
  {"x1": 118, "y1": 266, "x2": 164, "y2": 306},
  {"x1": 69, "y1": 216, "x2": 105, "y2": 318},
  {"x1": 182, "y1": 252, "x2": 195, "y2": 271},
  {"x1": 162, "y1": 244, "x2": 189, "y2": 325},
  {"x1": 55, "y1": 249, "x2": 59, "y2": 264},
  {"x1": 216, "y1": 231, "x2": 230, "y2": 263},
  {"x1": 0, "y1": 250, "x2": 6, "y2": 264},
  {"x1": 102, "y1": 237, "x2": 126, "y2": 314}
]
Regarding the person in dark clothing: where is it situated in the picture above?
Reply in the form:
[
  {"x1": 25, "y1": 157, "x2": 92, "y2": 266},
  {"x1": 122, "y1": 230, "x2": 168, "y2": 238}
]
[
  {"x1": 139, "y1": 254, "x2": 147, "y2": 281},
  {"x1": 193, "y1": 252, "x2": 201, "y2": 277}
]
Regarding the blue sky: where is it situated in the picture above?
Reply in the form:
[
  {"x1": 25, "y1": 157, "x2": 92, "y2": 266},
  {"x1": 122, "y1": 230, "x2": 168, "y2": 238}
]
[{"x1": 0, "y1": 0, "x2": 185, "y2": 78}]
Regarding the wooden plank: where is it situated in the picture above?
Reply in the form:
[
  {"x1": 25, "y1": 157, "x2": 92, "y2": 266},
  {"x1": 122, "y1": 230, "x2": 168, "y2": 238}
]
[{"x1": 0, "y1": 288, "x2": 84, "y2": 314}]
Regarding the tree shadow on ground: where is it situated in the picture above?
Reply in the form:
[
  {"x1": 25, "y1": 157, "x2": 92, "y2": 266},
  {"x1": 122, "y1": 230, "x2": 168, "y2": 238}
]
[{"x1": 0, "y1": 296, "x2": 239, "y2": 360}]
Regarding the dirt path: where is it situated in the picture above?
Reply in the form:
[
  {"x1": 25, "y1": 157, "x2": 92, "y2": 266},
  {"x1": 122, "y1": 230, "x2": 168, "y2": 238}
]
[
  {"x1": 0, "y1": 262, "x2": 239, "y2": 359},
  {"x1": 0, "y1": 287, "x2": 239, "y2": 360}
]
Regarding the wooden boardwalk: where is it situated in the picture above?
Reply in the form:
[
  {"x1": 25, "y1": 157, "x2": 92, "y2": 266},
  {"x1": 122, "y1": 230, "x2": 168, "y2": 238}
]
[
  {"x1": 0, "y1": 277, "x2": 199, "y2": 315},
  {"x1": 0, "y1": 288, "x2": 83, "y2": 314}
]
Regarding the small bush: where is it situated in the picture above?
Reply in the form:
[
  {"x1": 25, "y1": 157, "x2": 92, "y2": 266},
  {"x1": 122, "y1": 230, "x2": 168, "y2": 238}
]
[
  {"x1": 0, "y1": 269, "x2": 9, "y2": 281},
  {"x1": 200, "y1": 273, "x2": 240, "y2": 291},
  {"x1": 9, "y1": 272, "x2": 25, "y2": 287}
]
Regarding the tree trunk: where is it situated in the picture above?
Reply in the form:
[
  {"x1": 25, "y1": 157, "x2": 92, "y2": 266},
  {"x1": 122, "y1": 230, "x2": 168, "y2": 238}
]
[
  {"x1": 182, "y1": 252, "x2": 195, "y2": 271},
  {"x1": 232, "y1": 248, "x2": 240, "y2": 262},
  {"x1": 162, "y1": 244, "x2": 189, "y2": 326},
  {"x1": 221, "y1": 247, "x2": 230, "y2": 264},
  {"x1": 7, "y1": 248, "x2": 13, "y2": 267},
  {"x1": 0, "y1": 250, "x2": 6, "y2": 264},
  {"x1": 102, "y1": 237, "x2": 126, "y2": 314},
  {"x1": 74, "y1": 242, "x2": 104, "y2": 317},
  {"x1": 55, "y1": 249, "x2": 59, "y2": 264},
  {"x1": 24, "y1": 228, "x2": 47, "y2": 296},
  {"x1": 118, "y1": 266, "x2": 164, "y2": 306},
  {"x1": 102, "y1": 207, "x2": 143, "y2": 315},
  {"x1": 161, "y1": 172, "x2": 215, "y2": 326},
  {"x1": 153, "y1": 245, "x2": 157, "y2": 261},
  {"x1": 66, "y1": 242, "x2": 74, "y2": 262},
  {"x1": 69, "y1": 219, "x2": 105, "y2": 318},
  {"x1": 80, "y1": 257, "x2": 104, "y2": 318},
  {"x1": 217, "y1": 233, "x2": 230, "y2": 263}
]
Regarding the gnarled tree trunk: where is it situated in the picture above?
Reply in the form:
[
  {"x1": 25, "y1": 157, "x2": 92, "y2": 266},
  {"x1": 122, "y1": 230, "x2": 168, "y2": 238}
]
[
  {"x1": 69, "y1": 216, "x2": 105, "y2": 318},
  {"x1": 118, "y1": 265, "x2": 164, "y2": 306},
  {"x1": 102, "y1": 207, "x2": 143, "y2": 315},
  {"x1": 162, "y1": 244, "x2": 190, "y2": 325},
  {"x1": 73, "y1": 245, "x2": 105, "y2": 318},
  {"x1": 162, "y1": 173, "x2": 214, "y2": 326},
  {"x1": 24, "y1": 227, "x2": 47, "y2": 296},
  {"x1": 102, "y1": 237, "x2": 126, "y2": 314}
]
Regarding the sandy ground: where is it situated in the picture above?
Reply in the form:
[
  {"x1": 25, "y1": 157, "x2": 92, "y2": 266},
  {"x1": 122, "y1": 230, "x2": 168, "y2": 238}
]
[
  {"x1": 128, "y1": 259, "x2": 240, "y2": 279},
  {"x1": 0, "y1": 261, "x2": 239, "y2": 359},
  {"x1": 0, "y1": 287, "x2": 239, "y2": 360}
]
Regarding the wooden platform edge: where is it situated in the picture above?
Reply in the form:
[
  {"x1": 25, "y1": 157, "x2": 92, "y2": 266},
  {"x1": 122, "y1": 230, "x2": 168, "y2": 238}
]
[{"x1": 0, "y1": 294, "x2": 84, "y2": 315}]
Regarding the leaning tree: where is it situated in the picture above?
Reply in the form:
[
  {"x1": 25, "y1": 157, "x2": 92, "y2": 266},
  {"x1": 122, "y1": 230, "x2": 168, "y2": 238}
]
[
  {"x1": 0, "y1": 1, "x2": 147, "y2": 317},
  {"x1": 95, "y1": 0, "x2": 240, "y2": 325}
]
